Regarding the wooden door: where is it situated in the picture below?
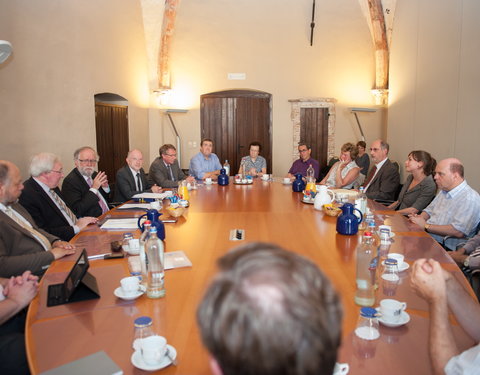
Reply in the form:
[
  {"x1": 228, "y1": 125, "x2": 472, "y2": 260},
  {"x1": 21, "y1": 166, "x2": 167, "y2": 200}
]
[
  {"x1": 95, "y1": 102, "x2": 129, "y2": 184},
  {"x1": 201, "y1": 90, "x2": 272, "y2": 174},
  {"x1": 300, "y1": 107, "x2": 329, "y2": 169}
]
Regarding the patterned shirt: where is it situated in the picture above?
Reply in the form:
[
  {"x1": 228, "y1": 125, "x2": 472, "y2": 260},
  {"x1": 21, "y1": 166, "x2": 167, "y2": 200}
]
[
  {"x1": 424, "y1": 180, "x2": 480, "y2": 244},
  {"x1": 240, "y1": 155, "x2": 266, "y2": 173}
]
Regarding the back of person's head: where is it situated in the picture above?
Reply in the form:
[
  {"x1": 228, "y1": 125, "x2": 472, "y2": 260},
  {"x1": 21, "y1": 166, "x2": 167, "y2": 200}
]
[
  {"x1": 379, "y1": 140, "x2": 389, "y2": 153},
  {"x1": 197, "y1": 242, "x2": 342, "y2": 375},
  {"x1": 30, "y1": 153, "x2": 59, "y2": 177},
  {"x1": 0, "y1": 161, "x2": 11, "y2": 185},
  {"x1": 449, "y1": 160, "x2": 464, "y2": 178},
  {"x1": 409, "y1": 150, "x2": 436, "y2": 176}
]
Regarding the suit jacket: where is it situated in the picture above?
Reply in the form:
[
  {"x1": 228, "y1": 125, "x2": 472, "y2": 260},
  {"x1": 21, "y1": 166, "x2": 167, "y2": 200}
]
[
  {"x1": 62, "y1": 168, "x2": 110, "y2": 218},
  {"x1": 0, "y1": 202, "x2": 58, "y2": 278},
  {"x1": 19, "y1": 177, "x2": 76, "y2": 241},
  {"x1": 365, "y1": 159, "x2": 400, "y2": 201},
  {"x1": 148, "y1": 157, "x2": 187, "y2": 188},
  {"x1": 114, "y1": 166, "x2": 151, "y2": 203}
]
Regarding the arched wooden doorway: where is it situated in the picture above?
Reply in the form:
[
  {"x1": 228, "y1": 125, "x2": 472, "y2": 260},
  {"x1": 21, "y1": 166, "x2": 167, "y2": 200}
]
[
  {"x1": 94, "y1": 93, "x2": 129, "y2": 184},
  {"x1": 200, "y1": 89, "x2": 272, "y2": 174}
]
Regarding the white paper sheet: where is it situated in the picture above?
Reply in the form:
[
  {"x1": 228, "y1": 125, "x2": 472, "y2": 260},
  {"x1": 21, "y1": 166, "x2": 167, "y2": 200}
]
[
  {"x1": 132, "y1": 191, "x2": 173, "y2": 199},
  {"x1": 100, "y1": 218, "x2": 139, "y2": 230},
  {"x1": 117, "y1": 203, "x2": 151, "y2": 210}
]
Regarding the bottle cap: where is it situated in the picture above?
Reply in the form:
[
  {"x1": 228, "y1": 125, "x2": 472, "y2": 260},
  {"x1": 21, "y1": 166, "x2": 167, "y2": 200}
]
[
  {"x1": 134, "y1": 316, "x2": 153, "y2": 327},
  {"x1": 385, "y1": 258, "x2": 398, "y2": 266},
  {"x1": 360, "y1": 307, "x2": 378, "y2": 318}
]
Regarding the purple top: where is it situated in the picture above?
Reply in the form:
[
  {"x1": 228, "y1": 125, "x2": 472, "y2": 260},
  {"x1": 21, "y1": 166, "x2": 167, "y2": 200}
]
[{"x1": 288, "y1": 158, "x2": 320, "y2": 179}]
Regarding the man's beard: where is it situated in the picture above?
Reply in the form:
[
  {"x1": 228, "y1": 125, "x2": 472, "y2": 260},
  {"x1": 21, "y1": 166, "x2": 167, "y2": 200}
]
[{"x1": 79, "y1": 166, "x2": 94, "y2": 177}]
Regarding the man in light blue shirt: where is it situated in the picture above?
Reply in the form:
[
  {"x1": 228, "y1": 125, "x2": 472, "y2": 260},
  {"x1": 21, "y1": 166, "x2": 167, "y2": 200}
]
[
  {"x1": 409, "y1": 158, "x2": 480, "y2": 250},
  {"x1": 189, "y1": 139, "x2": 222, "y2": 180}
]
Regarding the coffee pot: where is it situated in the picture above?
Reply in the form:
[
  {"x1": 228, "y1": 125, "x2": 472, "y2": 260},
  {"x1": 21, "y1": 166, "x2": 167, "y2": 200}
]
[
  {"x1": 292, "y1": 174, "x2": 306, "y2": 192},
  {"x1": 138, "y1": 209, "x2": 165, "y2": 240},
  {"x1": 314, "y1": 185, "x2": 336, "y2": 210},
  {"x1": 336, "y1": 203, "x2": 363, "y2": 235},
  {"x1": 218, "y1": 168, "x2": 229, "y2": 186}
]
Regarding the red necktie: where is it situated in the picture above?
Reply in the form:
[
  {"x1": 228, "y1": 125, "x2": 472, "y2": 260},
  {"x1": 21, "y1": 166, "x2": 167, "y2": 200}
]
[{"x1": 362, "y1": 166, "x2": 377, "y2": 188}]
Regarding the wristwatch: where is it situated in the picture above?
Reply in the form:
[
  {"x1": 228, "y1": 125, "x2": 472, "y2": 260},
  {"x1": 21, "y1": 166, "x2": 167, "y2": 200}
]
[
  {"x1": 464, "y1": 257, "x2": 470, "y2": 268},
  {"x1": 424, "y1": 223, "x2": 431, "y2": 231}
]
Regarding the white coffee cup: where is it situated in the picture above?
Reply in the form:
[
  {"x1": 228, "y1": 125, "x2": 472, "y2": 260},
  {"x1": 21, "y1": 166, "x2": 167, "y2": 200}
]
[
  {"x1": 378, "y1": 224, "x2": 392, "y2": 236},
  {"x1": 387, "y1": 253, "x2": 404, "y2": 267},
  {"x1": 205, "y1": 178, "x2": 213, "y2": 185},
  {"x1": 262, "y1": 174, "x2": 269, "y2": 181},
  {"x1": 283, "y1": 177, "x2": 291, "y2": 184},
  {"x1": 333, "y1": 362, "x2": 349, "y2": 375},
  {"x1": 128, "y1": 238, "x2": 140, "y2": 255},
  {"x1": 120, "y1": 276, "x2": 140, "y2": 296},
  {"x1": 141, "y1": 335, "x2": 167, "y2": 365},
  {"x1": 380, "y1": 299, "x2": 407, "y2": 323}
]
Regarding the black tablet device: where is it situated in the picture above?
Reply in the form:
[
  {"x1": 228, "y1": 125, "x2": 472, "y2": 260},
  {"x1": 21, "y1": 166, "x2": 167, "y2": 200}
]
[{"x1": 47, "y1": 249, "x2": 100, "y2": 307}]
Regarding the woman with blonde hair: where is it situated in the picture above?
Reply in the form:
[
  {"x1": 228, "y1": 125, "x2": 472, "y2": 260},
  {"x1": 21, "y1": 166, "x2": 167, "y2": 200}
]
[{"x1": 320, "y1": 143, "x2": 360, "y2": 189}]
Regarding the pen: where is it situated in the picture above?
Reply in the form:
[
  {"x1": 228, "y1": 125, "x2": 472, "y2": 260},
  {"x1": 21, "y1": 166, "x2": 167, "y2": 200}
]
[{"x1": 88, "y1": 253, "x2": 111, "y2": 260}]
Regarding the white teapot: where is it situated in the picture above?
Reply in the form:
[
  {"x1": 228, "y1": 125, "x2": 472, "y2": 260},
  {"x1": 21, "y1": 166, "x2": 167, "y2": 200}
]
[{"x1": 314, "y1": 185, "x2": 336, "y2": 210}]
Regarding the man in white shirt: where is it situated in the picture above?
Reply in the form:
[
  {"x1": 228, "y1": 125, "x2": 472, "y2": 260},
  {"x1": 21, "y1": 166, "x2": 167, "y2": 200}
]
[
  {"x1": 0, "y1": 160, "x2": 75, "y2": 277},
  {"x1": 19, "y1": 152, "x2": 97, "y2": 241},
  {"x1": 411, "y1": 258, "x2": 480, "y2": 374}
]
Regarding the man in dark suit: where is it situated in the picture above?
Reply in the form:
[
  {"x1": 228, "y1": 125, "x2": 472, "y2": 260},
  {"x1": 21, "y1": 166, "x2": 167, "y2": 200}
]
[
  {"x1": 148, "y1": 144, "x2": 195, "y2": 188},
  {"x1": 62, "y1": 147, "x2": 110, "y2": 217},
  {"x1": 114, "y1": 149, "x2": 162, "y2": 203},
  {"x1": 0, "y1": 160, "x2": 75, "y2": 278},
  {"x1": 363, "y1": 139, "x2": 400, "y2": 201},
  {"x1": 19, "y1": 153, "x2": 97, "y2": 241}
]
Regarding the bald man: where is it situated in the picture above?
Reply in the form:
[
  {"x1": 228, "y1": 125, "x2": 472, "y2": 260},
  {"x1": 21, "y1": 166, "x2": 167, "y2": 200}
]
[
  {"x1": 114, "y1": 149, "x2": 162, "y2": 203},
  {"x1": 409, "y1": 158, "x2": 480, "y2": 250}
]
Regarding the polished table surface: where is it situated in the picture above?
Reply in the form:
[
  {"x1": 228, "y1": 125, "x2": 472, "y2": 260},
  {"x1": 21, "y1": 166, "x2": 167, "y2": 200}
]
[{"x1": 26, "y1": 179, "x2": 476, "y2": 374}]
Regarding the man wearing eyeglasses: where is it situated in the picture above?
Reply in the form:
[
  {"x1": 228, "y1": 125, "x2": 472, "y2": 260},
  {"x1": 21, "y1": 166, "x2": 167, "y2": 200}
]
[
  {"x1": 149, "y1": 144, "x2": 195, "y2": 188},
  {"x1": 114, "y1": 149, "x2": 162, "y2": 202},
  {"x1": 62, "y1": 147, "x2": 111, "y2": 217},
  {"x1": 362, "y1": 139, "x2": 399, "y2": 201},
  {"x1": 286, "y1": 143, "x2": 319, "y2": 181},
  {"x1": 0, "y1": 160, "x2": 75, "y2": 278},
  {"x1": 19, "y1": 153, "x2": 97, "y2": 241}
]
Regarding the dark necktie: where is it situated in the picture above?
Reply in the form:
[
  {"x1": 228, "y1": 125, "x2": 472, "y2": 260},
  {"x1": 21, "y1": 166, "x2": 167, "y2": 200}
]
[
  {"x1": 362, "y1": 166, "x2": 377, "y2": 189},
  {"x1": 167, "y1": 164, "x2": 175, "y2": 181},
  {"x1": 136, "y1": 172, "x2": 142, "y2": 191}
]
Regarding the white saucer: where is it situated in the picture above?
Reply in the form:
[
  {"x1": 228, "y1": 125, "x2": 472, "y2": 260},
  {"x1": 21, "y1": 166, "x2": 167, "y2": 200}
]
[
  {"x1": 381, "y1": 260, "x2": 410, "y2": 272},
  {"x1": 282, "y1": 181, "x2": 292, "y2": 185},
  {"x1": 114, "y1": 285, "x2": 145, "y2": 301},
  {"x1": 301, "y1": 198, "x2": 314, "y2": 204},
  {"x1": 131, "y1": 345, "x2": 177, "y2": 371},
  {"x1": 378, "y1": 311, "x2": 410, "y2": 328}
]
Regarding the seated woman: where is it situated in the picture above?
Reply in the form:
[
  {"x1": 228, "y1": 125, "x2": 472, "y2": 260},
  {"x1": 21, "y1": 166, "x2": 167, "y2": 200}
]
[
  {"x1": 319, "y1": 143, "x2": 360, "y2": 188},
  {"x1": 388, "y1": 150, "x2": 437, "y2": 215},
  {"x1": 238, "y1": 141, "x2": 267, "y2": 177},
  {"x1": 355, "y1": 140, "x2": 370, "y2": 185}
]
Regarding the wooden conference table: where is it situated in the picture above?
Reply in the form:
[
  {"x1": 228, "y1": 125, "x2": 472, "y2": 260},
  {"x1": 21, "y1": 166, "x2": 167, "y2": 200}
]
[{"x1": 26, "y1": 179, "x2": 476, "y2": 374}]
